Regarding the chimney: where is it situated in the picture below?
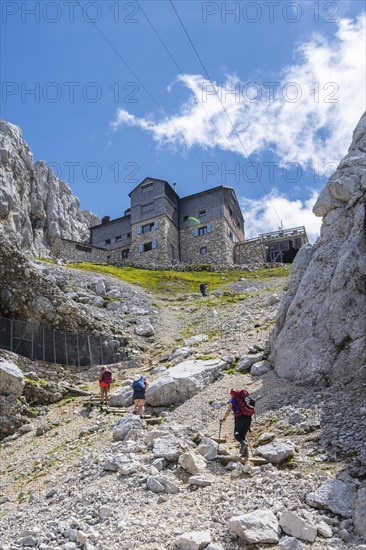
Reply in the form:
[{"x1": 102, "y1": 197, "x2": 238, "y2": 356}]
[
  {"x1": 173, "y1": 182, "x2": 177, "y2": 192},
  {"x1": 102, "y1": 216, "x2": 111, "y2": 224}
]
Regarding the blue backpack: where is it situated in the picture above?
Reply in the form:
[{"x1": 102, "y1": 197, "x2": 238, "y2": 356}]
[{"x1": 132, "y1": 376, "x2": 145, "y2": 390}]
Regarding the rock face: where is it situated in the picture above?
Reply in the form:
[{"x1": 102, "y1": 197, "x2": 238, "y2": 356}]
[
  {"x1": 0, "y1": 358, "x2": 24, "y2": 396},
  {"x1": 0, "y1": 120, "x2": 99, "y2": 253},
  {"x1": 145, "y1": 359, "x2": 226, "y2": 407},
  {"x1": 269, "y1": 112, "x2": 366, "y2": 383}
]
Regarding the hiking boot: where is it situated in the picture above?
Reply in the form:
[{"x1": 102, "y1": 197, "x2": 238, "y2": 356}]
[{"x1": 239, "y1": 442, "x2": 248, "y2": 457}]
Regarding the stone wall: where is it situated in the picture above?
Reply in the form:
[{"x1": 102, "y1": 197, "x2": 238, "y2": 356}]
[
  {"x1": 128, "y1": 214, "x2": 179, "y2": 267},
  {"x1": 51, "y1": 237, "x2": 109, "y2": 263},
  {"x1": 234, "y1": 239, "x2": 266, "y2": 264},
  {"x1": 180, "y1": 218, "x2": 234, "y2": 265}
]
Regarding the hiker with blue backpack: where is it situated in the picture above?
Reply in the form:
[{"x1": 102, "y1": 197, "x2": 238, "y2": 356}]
[
  {"x1": 220, "y1": 388, "x2": 255, "y2": 457},
  {"x1": 131, "y1": 374, "x2": 148, "y2": 417}
]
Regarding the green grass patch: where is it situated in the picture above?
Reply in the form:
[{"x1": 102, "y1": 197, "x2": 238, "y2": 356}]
[
  {"x1": 195, "y1": 355, "x2": 218, "y2": 361},
  {"x1": 68, "y1": 263, "x2": 288, "y2": 296},
  {"x1": 24, "y1": 376, "x2": 48, "y2": 385}
]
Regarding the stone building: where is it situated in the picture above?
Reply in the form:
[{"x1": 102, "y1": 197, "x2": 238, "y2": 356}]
[
  {"x1": 50, "y1": 177, "x2": 307, "y2": 267},
  {"x1": 85, "y1": 177, "x2": 245, "y2": 266}
]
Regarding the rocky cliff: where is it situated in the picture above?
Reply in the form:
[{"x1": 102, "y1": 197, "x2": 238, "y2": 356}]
[
  {"x1": 269, "y1": 112, "x2": 366, "y2": 384},
  {"x1": 0, "y1": 120, "x2": 99, "y2": 253}
]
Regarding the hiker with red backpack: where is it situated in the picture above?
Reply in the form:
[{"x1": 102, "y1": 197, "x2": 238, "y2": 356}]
[
  {"x1": 99, "y1": 366, "x2": 113, "y2": 405},
  {"x1": 220, "y1": 389, "x2": 255, "y2": 457}
]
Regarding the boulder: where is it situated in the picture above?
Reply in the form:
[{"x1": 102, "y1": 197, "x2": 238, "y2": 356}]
[
  {"x1": 306, "y1": 479, "x2": 357, "y2": 518},
  {"x1": 266, "y1": 293, "x2": 281, "y2": 306},
  {"x1": 250, "y1": 360, "x2": 271, "y2": 376},
  {"x1": 146, "y1": 359, "x2": 226, "y2": 407},
  {"x1": 91, "y1": 296, "x2": 104, "y2": 308},
  {"x1": 0, "y1": 359, "x2": 24, "y2": 397},
  {"x1": 95, "y1": 280, "x2": 106, "y2": 297},
  {"x1": 175, "y1": 530, "x2": 211, "y2": 549},
  {"x1": 279, "y1": 511, "x2": 317, "y2": 542},
  {"x1": 135, "y1": 322, "x2": 155, "y2": 337},
  {"x1": 113, "y1": 415, "x2": 144, "y2": 441},
  {"x1": 227, "y1": 509, "x2": 280, "y2": 543},
  {"x1": 146, "y1": 475, "x2": 179, "y2": 494},
  {"x1": 109, "y1": 386, "x2": 133, "y2": 407},
  {"x1": 184, "y1": 334, "x2": 208, "y2": 346},
  {"x1": 256, "y1": 432, "x2": 275, "y2": 445},
  {"x1": 178, "y1": 451, "x2": 207, "y2": 474},
  {"x1": 196, "y1": 437, "x2": 218, "y2": 460},
  {"x1": 237, "y1": 353, "x2": 263, "y2": 371},
  {"x1": 256, "y1": 440, "x2": 295, "y2": 464},
  {"x1": 153, "y1": 436, "x2": 182, "y2": 462},
  {"x1": 188, "y1": 476, "x2": 213, "y2": 487}
]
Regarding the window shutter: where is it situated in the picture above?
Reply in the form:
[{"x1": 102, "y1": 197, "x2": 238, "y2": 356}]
[
  {"x1": 138, "y1": 244, "x2": 143, "y2": 253},
  {"x1": 136, "y1": 226, "x2": 141, "y2": 235},
  {"x1": 207, "y1": 224, "x2": 212, "y2": 233},
  {"x1": 154, "y1": 221, "x2": 159, "y2": 229},
  {"x1": 152, "y1": 240, "x2": 157, "y2": 249},
  {"x1": 193, "y1": 228, "x2": 198, "y2": 237}
]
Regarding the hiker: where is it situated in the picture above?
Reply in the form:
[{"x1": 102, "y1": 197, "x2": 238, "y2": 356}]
[
  {"x1": 220, "y1": 388, "x2": 255, "y2": 457},
  {"x1": 131, "y1": 374, "x2": 148, "y2": 418},
  {"x1": 99, "y1": 366, "x2": 113, "y2": 405},
  {"x1": 200, "y1": 283, "x2": 208, "y2": 297}
]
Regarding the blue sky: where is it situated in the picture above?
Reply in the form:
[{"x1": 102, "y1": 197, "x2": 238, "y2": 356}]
[{"x1": 1, "y1": 0, "x2": 365, "y2": 241}]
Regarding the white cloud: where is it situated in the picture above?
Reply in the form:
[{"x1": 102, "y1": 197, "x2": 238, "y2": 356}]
[
  {"x1": 241, "y1": 189, "x2": 322, "y2": 243},
  {"x1": 110, "y1": 13, "x2": 365, "y2": 173}
]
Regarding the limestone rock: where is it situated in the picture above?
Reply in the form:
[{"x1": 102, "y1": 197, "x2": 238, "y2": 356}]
[
  {"x1": 269, "y1": 112, "x2": 366, "y2": 383},
  {"x1": 109, "y1": 387, "x2": 133, "y2": 407},
  {"x1": 196, "y1": 437, "x2": 218, "y2": 460},
  {"x1": 256, "y1": 440, "x2": 295, "y2": 464},
  {"x1": 146, "y1": 475, "x2": 179, "y2": 494},
  {"x1": 250, "y1": 360, "x2": 271, "y2": 376},
  {"x1": 279, "y1": 511, "x2": 317, "y2": 542},
  {"x1": 178, "y1": 451, "x2": 207, "y2": 474},
  {"x1": 135, "y1": 322, "x2": 155, "y2": 337},
  {"x1": 184, "y1": 334, "x2": 208, "y2": 346},
  {"x1": 188, "y1": 476, "x2": 213, "y2": 487},
  {"x1": 153, "y1": 436, "x2": 182, "y2": 462},
  {"x1": 227, "y1": 509, "x2": 279, "y2": 543},
  {"x1": 113, "y1": 415, "x2": 144, "y2": 441},
  {"x1": 175, "y1": 530, "x2": 211, "y2": 549},
  {"x1": 279, "y1": 536, "x2": 307, "y2": 550},
  {"x1": 146, "y1": 359, "x2": 226, "y2": 407},
  {"x1": 237, "y1": 353, "x2": 263, "y2": 371},
  {"x1": 0, "y1": 120, "x2": 98, "y2": 253},
  {"x1": 0, "y1": 359, "x2": 24, "y2": 396},
  {"x1": 305, "y1": 479, "x2": 357, "y2": 518}
]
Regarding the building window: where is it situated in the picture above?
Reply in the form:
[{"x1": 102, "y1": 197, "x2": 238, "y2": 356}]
[
  {"x1": 171, "y1": 244, "x2": 176, "y2": 259},
  {"x1": 142, "y1": 182, "x2": 153, "y2": 192},
  {"x1": 200, "y1": 247, "x2": 207, "y2": 255},
  {"x1": 198, "y1": 209, "x2": 206, "y2": 216},
  {"x1": 141, "y1": 240, "x2": 157, "y2": 252},
  {"x1": 115, "y1": 235, "x2": 122, "y2": 241},
  {"x1": 126, "y1": 232, "x2": 131, "y2": 238},
  {"x1": 182, "y1": 215, "x2": 189, "y2": 222},
  {"x1": 105, "y1": 238, "x2": 111, "y2": 245},
  {"x1": 141, "y1": 202, "x2": 154, "y2": 213},
  {"x1": 193, "y1": 224, "x2": 212, "y2": 237},
  {"x1": 75, "y1": 244, "x2": 91, "y2": 253},
  {"x1": 122, "y1": 249, "x2": 129, "y2": 259},
  {"x1": 142, "y1": 222, "x2": 154, "y2": 234}
]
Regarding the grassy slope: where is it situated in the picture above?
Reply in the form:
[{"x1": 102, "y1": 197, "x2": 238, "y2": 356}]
[{"x1": 68, "y1": 263, "x2": 290, "y2": 295}]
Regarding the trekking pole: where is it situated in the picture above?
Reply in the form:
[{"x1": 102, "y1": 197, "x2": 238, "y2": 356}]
[{"x1": 217, "y1": 421, "x2": 222, "y2": 456}]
